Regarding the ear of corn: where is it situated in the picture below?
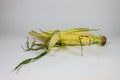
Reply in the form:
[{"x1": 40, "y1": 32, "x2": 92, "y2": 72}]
[{"x1": 14, "y1": 28, "x2": 106, "y2": 71}]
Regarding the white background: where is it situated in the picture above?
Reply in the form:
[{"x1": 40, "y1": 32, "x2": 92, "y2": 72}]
[{"x1": 0, "y1": 0, "x2": 120, "y2": 80}]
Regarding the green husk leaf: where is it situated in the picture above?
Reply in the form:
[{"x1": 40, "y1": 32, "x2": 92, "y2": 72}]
[
  {"x1": 79, "y1": 36, "x2": 83, "y2": 56},
  {"x1": 34, "y1": 51, "x2": 47, "y2": 60},
  {"x1": 14, "y1": 58, "x2": 33, "y2": 71},
  {"x1": 14, "y1": 51, "x2": 48, "y2": 71},
  {"x1": 29, "y1": 30, "x2": 49, "y2": 42},
  {"x1": 63, "y1": 28, "x2": 98, "y2": 32}
]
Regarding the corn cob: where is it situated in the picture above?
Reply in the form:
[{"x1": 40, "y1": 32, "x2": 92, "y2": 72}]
[{"x1": 14, "y1": 28, "x2": 106, "y2": 71}]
